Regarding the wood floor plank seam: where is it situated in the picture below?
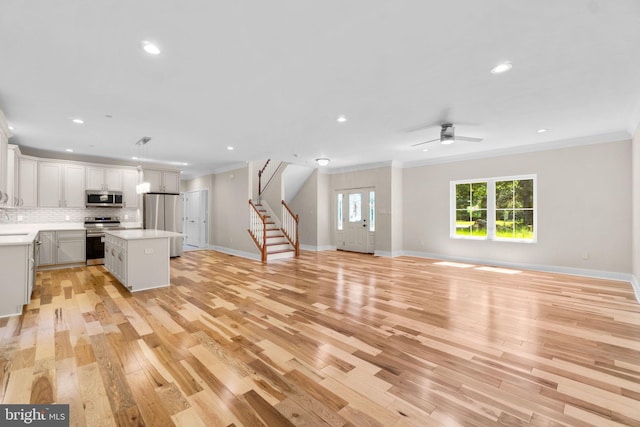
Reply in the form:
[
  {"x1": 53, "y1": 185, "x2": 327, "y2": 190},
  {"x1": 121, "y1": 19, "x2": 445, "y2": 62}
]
[{"x1": 1, "y1": 249, "x2": 639, "y2": 426}]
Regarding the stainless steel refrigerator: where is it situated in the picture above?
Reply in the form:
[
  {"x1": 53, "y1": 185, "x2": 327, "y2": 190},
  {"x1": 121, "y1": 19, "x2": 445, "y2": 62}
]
[{"x1": 143, "y1": 193, "x2": 184, "y2": 257}]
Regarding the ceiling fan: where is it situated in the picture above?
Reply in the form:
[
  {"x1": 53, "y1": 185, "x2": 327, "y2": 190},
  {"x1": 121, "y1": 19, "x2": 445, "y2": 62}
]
[{"x1": 411, "y1": 123, "x2": 483, "y2": 146}]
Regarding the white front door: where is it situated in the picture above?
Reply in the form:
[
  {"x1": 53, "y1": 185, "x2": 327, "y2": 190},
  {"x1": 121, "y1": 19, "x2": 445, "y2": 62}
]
[
  {"x1": 183, "y1": 190, "x2": 208, "y2": 247},
  {"x1": 336, "y1": 188, "x2": 375, "y2": 253}
]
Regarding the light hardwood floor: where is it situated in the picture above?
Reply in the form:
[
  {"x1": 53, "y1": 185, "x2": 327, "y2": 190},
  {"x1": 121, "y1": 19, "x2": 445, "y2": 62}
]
[{"x1": 1, "y1": 250, "x2": 640, "y2": 426}]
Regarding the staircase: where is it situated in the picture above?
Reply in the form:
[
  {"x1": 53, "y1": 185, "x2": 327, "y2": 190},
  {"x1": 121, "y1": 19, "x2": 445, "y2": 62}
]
[{"x1": 248, "y1": 199, "x2": 298, "y2": 262}]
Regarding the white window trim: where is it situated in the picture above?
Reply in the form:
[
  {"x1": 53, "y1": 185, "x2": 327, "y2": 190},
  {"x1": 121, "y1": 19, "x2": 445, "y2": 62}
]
[{"x1": 450, "y1": 174, "x2": 537, "y2": 243}]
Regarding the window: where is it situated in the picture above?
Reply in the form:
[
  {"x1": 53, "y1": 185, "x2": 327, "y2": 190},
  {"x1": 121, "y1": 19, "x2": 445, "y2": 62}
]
[
  {"x1": 495, "y1": 179, "x2": 534, "y2": 240},
  {"x1": 455, "y1": 182, "x2": 487, "y2": 237},
  {"x1": 451, "y1": 175, "x2": 536, "y2": 242},
  {"x1": 337, "y1": 193, "x2": 343, "y2": 230},
  {"x1": 369, "y1": 191, "x2": 375, "y2": 231},
  {"x1": 349, "y1": 193, "x2": 361, "y2": 222}
]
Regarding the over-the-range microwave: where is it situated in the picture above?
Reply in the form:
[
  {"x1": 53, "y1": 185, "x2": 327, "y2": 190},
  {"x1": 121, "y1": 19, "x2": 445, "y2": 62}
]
[{"x1": 85, "y1": 190, "x2": 124, "y2": 208}]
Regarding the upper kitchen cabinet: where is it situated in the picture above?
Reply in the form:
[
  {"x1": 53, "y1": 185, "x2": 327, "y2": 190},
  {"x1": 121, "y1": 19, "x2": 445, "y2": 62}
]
[
  {"x1": 0, "y1": 110, "x2": 12, "y2": 206},
  {"x1": 86, "y1": 166, "x2": 123, "y2": 191},
  {"x1": 143, "y1": 169, "x2": 180, "y2": 193},
  {"x1": 38, "y1": 161, "x2": 85, "y2": 208},
  {"x1": 18, "y1": 156, "x2": 37, "y2": 207}
]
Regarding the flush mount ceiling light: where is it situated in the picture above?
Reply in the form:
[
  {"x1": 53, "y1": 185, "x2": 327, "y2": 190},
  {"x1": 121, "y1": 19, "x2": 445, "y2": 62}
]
[
  {"x1": 65, "y1": 148, "x2": 74, "y2": 152},
  {"x1": 141, "y1": 41, "x2": 161, "y2": 55},
  {"x1": 337, "y1": 115, "x2": 347, "y2": 123},
  {"x1": 490, "y1": 61, "x2": 513, "y2": 74},
  {"x1": 537, "y1": 128, "x2": 548, "y2": 133},
  {"x1": 226, "y1": 146, "x2": 234, "y2": 150},
  {"x1": 316, "y1": 158, "x2": 330, "y2": 166},
  {"x1": 72, "y1": 118, "x2": 84, "y2": 124}
]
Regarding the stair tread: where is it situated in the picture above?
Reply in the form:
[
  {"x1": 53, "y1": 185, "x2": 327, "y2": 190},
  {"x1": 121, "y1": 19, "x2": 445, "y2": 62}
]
[{"x1": 267, "y1": 249, "x2": 295, "y2": 254}]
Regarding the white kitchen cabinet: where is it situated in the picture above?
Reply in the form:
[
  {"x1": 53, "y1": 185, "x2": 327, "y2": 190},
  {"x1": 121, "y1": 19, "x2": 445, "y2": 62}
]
[
  {"x1": 0, "y1": 243, "x2": 32, "y2": 318},
  {"x1": 56, "y1": 230, "x2": 86, "y2": 264},
  {"x1": 37, "y1": 231, "x2": 56, "y2": 266},
  {"x1": 104, "y1": 230, "x2": 174, "y2": 291},
  {"x1": 143, "y1": 169, "x2": 180, "y2": 193},
  {"x1": 37, "y1": 230, "x2": 85, "y2": 267},
  {"x1": 5, "y1": 144, "x2": 17, "y2": 207},
  {"x1": 38, "y1": 162, "x2": 85, "y2": 207},
  {"x1": 0, "y1": 116, "x2": 9, "y2": 206},
  {"x1": 86, "y1": 166, "x2": 123, "y2": 191},
  {"x1": 18, "y1": 156, "x2": 38, "y2": 207},
  {"x1": 122, "y1": 169, "x2": 139, "y2": 209}
]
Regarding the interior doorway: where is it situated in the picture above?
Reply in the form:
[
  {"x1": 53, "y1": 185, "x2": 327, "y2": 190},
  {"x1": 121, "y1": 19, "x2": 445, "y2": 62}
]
[
  {"x1": 182, "y1": 189, "x2": 208, "y2": 249},
  {"x1": 335, "y1": 188, "x2": 375, "y2": 253}
]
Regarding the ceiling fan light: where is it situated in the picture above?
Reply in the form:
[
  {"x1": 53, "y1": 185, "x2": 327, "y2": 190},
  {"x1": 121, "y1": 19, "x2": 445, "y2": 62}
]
[
  {"x1": 441, "y1": 137, "x2": 455, "y2": 145},
  {"x1": 316, "y1": 158, "x2": 330, "y2": 166}
]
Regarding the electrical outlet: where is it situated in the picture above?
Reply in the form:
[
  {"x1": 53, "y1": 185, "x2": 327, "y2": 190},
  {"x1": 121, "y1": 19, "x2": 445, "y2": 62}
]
[
  {"x1": 145, "y1": 248, "x2": 153, "y2": 254},
  {"x1": 124, "y1": 214, "x2": 129, "y2": 220},
  {"x1": 17, "y1": 215, "x2": 23, "y2": 222},
  {"x1": 65, "y1": 215, "x2": 70, "y2": 221}
]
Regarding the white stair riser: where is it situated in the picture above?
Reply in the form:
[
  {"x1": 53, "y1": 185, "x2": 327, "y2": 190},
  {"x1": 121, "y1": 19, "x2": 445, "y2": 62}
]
[
  {"x1": 267, "y1": 251, "x2": 295, "y2": 261},
  {"x1": 267, "y1": 243, "x2": 292, "y2": 252},
  {"x1": 266, "y1": 237, "x2": 288, "y2": 244}
]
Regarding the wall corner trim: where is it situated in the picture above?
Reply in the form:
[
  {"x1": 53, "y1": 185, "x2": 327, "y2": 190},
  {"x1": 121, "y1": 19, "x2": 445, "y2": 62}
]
[{"x1": 631, "y1": 275, "x2": 640, "y2": 304}]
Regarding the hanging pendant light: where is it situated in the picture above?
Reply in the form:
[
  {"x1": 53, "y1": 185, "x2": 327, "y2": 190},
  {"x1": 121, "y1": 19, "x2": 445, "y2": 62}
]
[{"x1": 135, "y1": 137, "x2": 152, "y2": 194}]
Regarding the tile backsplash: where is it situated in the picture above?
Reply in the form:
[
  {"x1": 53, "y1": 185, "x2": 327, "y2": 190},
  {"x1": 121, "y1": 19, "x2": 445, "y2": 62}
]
[{"x1": 1, "y1": 207, "x2": 141, "y2": 224}]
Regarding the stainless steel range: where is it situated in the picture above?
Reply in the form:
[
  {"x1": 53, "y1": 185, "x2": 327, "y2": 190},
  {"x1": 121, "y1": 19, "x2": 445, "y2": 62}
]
[{"x1": 85, "y1": 216, "x2": 124, "y2": 265}]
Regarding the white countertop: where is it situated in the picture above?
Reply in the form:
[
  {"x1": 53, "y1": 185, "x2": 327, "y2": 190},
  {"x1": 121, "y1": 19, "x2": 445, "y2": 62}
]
[
  {"x1": 105, "y1": 229, "x2": 183, "y2": 240},
  {"x1": 0, "y1": 222, "x2": 143, "y2": 246}
]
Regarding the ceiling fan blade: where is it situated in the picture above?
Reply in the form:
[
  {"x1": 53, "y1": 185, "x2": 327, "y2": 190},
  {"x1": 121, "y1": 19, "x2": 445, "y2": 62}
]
[
  {"x1": 411, "y1": 137, "x2": 440, "y2": 147},
  {"x1": 455, "y1": 136, "x2": 483, "y2": 143}
]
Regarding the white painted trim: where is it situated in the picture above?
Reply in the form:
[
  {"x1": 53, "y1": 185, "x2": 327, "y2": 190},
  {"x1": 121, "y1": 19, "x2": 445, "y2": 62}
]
[
  {"x1": 403, "y1": 132, "x2": 631, "y2": 170},
  {"x1": 210, "y1": 245, "x2": 261, "y2": 261},
  {"x1": 631, "y1": 275, "x2": 640, "y2": 304},
  {"x1": 327, "y1": 160, "x2": 396, "y2": 175},
  {"x1": 211, "y1": 162, "x2": 249, "y2": 174},
  {"x1": 300, "y1": 244, "x2": 336, "y2": 252}
]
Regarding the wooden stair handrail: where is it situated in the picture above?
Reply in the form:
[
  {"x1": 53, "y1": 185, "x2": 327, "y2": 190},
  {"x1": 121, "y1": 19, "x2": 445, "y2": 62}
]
[{"x1": 281, "y1": 200, "x2": 300, "y2": 257}]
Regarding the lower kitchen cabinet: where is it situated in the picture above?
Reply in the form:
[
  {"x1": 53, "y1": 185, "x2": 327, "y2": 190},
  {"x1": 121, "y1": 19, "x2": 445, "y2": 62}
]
[
  {"x1": 0, "y1": 243, "x2": 34, "y2": 318},
  {"x1": 104, "y1": 232, "x2": 172, "y2": 292},
  {"x1": 37, "y1": 230, "x2": 85, "y2": 267}
]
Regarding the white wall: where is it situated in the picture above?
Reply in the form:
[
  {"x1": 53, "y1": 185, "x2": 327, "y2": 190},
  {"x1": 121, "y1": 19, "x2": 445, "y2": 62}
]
[
  {"x1": 632, "y1": 126, "x2": 640, "y2": 285},
  {"x1": 403, "y1": 141, "x2": 632, "y2": 274},
  {"x1": 290, "y1": 170, "x2": 319, "y2": 247},
  {"x1": 210, "y1": 166, "x2": 258, "y2": 257}
]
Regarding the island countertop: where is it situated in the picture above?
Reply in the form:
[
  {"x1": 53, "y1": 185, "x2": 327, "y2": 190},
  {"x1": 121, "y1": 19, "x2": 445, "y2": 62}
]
[{"x1": 105, "y1": 229, "x2": 183, "y2": 240}]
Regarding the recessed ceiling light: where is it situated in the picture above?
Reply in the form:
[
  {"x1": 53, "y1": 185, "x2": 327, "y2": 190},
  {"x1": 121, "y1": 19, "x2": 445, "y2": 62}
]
[
  {"x1": 142, "y1": 41, "x2": 161, "y2": 55},
  {"x1": 8, "y1": 125, "x2": 15, "y2": 131},
  {"x1": 65, "y1": 148, "x2": 74, "y2": 152},
  {"x1": 182, "y1": 162, "x2": 188, "y2": 166},
  {"x1": 490, "y1": 61, "x2": 512, "y2": 74},
  {"x1": 422, "y1": 148, "x2": 429, "y2": 152},
  {"x1": 72, "y1": 118, "x2": 84, "y2": 124},
  {"x1": 226, "y1": 146, "x2": 234, "y2": 151},
  {"x1": 537, "y1": 128, "x2": 548, "y2": 133},
  {"x1": 337, "y1": 115, "x2": 347, "y2": 123},
  {"x1": 132, "y1": 156, "x2": 138, "y2": 160}
]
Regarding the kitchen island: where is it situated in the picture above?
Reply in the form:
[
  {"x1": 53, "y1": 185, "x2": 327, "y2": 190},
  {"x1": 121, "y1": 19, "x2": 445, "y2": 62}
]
[{"x1": 104, "y1": 229, "x2": 183, "y2": 292}]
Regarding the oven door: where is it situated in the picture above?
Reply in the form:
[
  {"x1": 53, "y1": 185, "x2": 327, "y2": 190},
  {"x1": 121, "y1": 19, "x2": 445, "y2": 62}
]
[{"x1": 86, "y1": 232, "x2": 106, "y2": 265}]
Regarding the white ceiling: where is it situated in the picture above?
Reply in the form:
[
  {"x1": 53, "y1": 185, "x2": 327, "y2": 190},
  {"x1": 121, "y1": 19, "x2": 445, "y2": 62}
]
[{"x1": 1, "y1": 1, "x2": 640, "y2": 179}]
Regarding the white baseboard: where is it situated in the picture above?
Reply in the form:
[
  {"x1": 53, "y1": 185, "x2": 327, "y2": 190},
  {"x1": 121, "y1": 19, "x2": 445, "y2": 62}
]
[
  {"x1": 631, "y1": 275, "x2": 640, "y2": 304},
  {"x1": 300, "y1": 244, "x2": 336, "y2": 252},
  {"x1": 210, "y1": 245, "x2": 261, "y2": 262},
  {"x1": 403, "y1": 250, "x2": 640, "y2": 302}
]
